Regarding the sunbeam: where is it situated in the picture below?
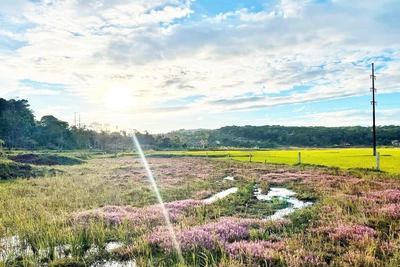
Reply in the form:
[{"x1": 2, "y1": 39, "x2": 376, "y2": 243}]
[{"x1": 132, "y1": 134, "x2": 184, "y2": 264}]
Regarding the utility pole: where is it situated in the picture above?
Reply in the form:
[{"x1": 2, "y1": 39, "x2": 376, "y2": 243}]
[
  {"x1": 371, "y1": 63, "x2": 377, "y2": 156},
  {"x1": 74, "y1": 112, "x2": 81, "y2": 128}
]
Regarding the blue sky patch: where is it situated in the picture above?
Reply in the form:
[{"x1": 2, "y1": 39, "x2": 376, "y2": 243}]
[
  {"x1": 19, "y1": 79, "x2": 67, "y2": 92},
  {"x1": 193, "y1": 0, "x2": 265, "y2": 16}
]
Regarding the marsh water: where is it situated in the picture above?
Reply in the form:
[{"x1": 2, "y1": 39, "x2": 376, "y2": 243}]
[
  {"x1": 96, "y1": 186, "x2": 313, "y2": 266},
  {"x1": 91, "y1": 260, "x2": 136, "y2": 267},
  {"x1": 254, "y1": 187, "x2": 313, "y2": 220},
  {"x1": 203, "y1": 187, "x2": 239, "y2": 203},
  {"x1": 0, "y1": 181, "x2": 312, "y2": 267}
]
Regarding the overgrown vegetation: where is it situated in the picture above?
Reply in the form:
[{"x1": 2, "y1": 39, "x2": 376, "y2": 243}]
[
  {"x1": 0, "y1": 161, "x2": 52, "y2": 180},
  {"x1": 1, "y1": 155, "x2": 400, "y2": 266}
]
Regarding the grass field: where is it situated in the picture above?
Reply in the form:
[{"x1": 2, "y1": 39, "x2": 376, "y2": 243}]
[
  {"x1": 152, "y1": 148, "x2": 400, "y2": 174},
  {"x1": 1, "y1": 151, "x2": 400, "y2": 266}
]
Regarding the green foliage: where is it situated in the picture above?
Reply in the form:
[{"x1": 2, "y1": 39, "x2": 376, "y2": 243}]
[
  {"x1": 258, "y1": 181, "x2": 270, "y2": 194},
  {"x1": 49, "y1": 258, "x2": 86, "y2": 267},
  {"x1": 35, "y1": 115, "x2": 74, "y2": 150},
  {"x1": 0, "y1": 161, "x2": 48, "y2": 180},
  {"x1": 0, "y1": 139, "x2": 4, "y2": 157},
  {"x1": 165, "y1": 125, "x2": 400, "y2": 149},
  {"x1": 0, "y1": 98, "x2": 36, "y2": 149},
  {"x1": 287, "y1": 207, "x2": 316, "y2": 233}
]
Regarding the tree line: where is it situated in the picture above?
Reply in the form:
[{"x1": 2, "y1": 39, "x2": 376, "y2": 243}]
[
  {"x1": 1, "y1": 98, "x2": 399, "y2": 151},
  {"x1": 164, "y1": 125, "x2": 400, "y2": 149},
  {"x1": 0, "y1": 98, "x2": 180, "y2": 151}
]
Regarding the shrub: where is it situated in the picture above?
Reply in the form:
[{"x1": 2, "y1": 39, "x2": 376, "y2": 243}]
[{"x1": 0, "y1": 161, "x2": 48, "y2": 180}]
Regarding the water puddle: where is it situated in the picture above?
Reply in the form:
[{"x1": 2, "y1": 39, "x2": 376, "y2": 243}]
[
  {"x1": 105, "y1": 242, "x2": 124, "y2": 252},
  {"x1": 0, "y1": 235, "x2": 23, "y2": 260},
  {"x1": 203, "y1": 186, "x2": 312, "y2": 220},
  {"x1": 223, "y1": 176, "x2": 234, "y2": 181},
  {"x1": 1, "y1": 186, "x2": 312, "y2": 265},
  {"x1": 265, "y1": 199, "x2": 312, "y2": 220},
  {"x1": 254, "y1": 187, "x2": 296, "y2": 200},
  {"x1": 91, "y1": 260, "x2": 136, "y2": 267},
  {"x1": 255, "y1": 187, "x2": 313, "y2": 220},
  {"x1": 0, "y1": 237, "x2": 129, "y2": 264},
  {"x1": 203, "y1": 187, "x2": 238, "y2": 203}
]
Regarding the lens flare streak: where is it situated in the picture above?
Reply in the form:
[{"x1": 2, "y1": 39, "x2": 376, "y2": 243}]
[{"x1": 132, "y1": 134, "x2": 184, "y2": 264}]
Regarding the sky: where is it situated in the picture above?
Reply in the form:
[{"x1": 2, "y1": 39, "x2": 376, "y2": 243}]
[{"x1": 1, "y1": 0, "x2": 400, "y2": 133}]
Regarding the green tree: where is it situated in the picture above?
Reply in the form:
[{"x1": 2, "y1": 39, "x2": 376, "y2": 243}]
[
  {"x1": 0, "y1": 98, "x2": 36, "y2": 148},
  {"x1": 36, "y1": 115, "x2": 72, "y2": 150}
]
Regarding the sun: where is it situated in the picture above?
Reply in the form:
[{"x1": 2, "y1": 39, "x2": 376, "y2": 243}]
[{"x1": 102, "y1": 83, "x2": 137, "y2": 110}]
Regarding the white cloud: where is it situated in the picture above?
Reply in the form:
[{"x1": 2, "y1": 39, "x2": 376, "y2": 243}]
[
  {"x1": 0, "y1": 80, "x2": 19, "y2": 98},
  {"x1": 0, "y1": 30, "x2": 26, "y2": 41},
  {"x1": 273, "y1": 109, "x2": 400, "y2": 127},
  {"x1": 293, "y1": 106, "x2": 306, "y2": 112},
  {"x1": 213, "y1": 8, "x2": 276, "y2": 22},
  {"x1": 277, "y1": 0, "x2": 310, "y2": 18},
  {"x1": 16, "y1": 86, "x2": 61, "y2": 96},
  {"x1": 0, "y1": 0, "x2": 399, "y2": 131}
]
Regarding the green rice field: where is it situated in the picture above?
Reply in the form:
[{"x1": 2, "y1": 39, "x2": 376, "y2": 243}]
[{"x1": 151, "y1": 148, "x2": 400, "y2": 174}]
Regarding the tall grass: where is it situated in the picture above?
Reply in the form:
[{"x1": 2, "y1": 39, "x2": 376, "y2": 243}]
[{"x1": 0, "y1": 155, "x2": 400, "y2": 266}]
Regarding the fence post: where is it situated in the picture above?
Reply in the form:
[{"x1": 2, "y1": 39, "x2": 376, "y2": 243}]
[
  {"x1": 376, "y1": 152, "x2": 380, "y2": 171},
  {"x1": 206, "y1": 151, "x2": 208, "y2": 158},
  {"x1": 249, "y1": 154, "x2": 252, "y2": 162},
  {"x1": 298, "y1": 152, "x2": 301, "y2": 164},
  {"x1": 228, "y1": 153, "x2": 230, "y2": 160}
]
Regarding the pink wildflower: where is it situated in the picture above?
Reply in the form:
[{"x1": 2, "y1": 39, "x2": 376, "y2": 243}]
[
  {"x1": 367, "y1": 190, "x2": 400, "y2": 203},
  {"x1": 284, "y1": 248, "x2": 326, "y2": 267},
  {"x1": 378, "y1": 204, "x2": 400, "y2": 219},
  {"x1": 226, "y1": 240, "x2": 280, "y2": 262},
  {"x1": 74, "y1": 199, "x2": 204, "y2": 226},
  {"x1": 148, "y1": 217, "x2": 275, "y2": 252},
  {"x1": 314, "y1": 224, "x2": 377, "y2": 242}
]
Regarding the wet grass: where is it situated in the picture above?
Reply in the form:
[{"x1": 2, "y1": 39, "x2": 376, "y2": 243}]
[{"x1": 1, "y1": 153, "x2": 400, "y2": 266}]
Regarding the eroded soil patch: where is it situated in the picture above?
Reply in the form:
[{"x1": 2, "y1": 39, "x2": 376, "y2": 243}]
[{"x1": 9, "y1": 153, "x2": 84, "y2": 166}]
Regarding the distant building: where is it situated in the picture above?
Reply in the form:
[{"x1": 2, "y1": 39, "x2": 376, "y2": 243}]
[{"x1": 392, "y1": 140, "x2": 399, "y2": 146}]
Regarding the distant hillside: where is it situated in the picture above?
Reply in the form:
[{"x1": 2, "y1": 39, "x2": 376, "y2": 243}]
[
  {"x1": 1, "y1": 97, "x2": 399, "y2": 151},
  {"x1": 165, "y1": 125, "x2": 400, "y2": 149}
]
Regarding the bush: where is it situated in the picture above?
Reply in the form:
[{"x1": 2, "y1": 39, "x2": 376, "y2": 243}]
[{"x1": 0, "y1": 162, "x2": 47, "y2": 180}]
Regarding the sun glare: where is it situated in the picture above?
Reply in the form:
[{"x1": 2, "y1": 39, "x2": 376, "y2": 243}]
[{"x1": 102, "y1": 83, "x2": 137, "y2": 110}]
